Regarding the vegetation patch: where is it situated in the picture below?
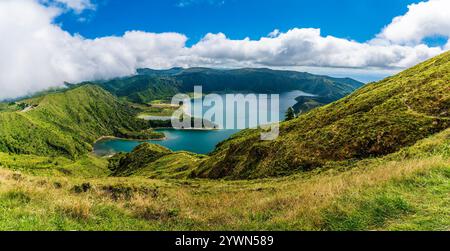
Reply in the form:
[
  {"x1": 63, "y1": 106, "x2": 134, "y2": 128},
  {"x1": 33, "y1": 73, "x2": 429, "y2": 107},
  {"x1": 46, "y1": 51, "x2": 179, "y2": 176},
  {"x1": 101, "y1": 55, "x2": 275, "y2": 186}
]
[
  {"x1": 2, "y1": 191, "x2": 32, "y2": 205},
  {"x1": 115, "y1": 128, "x2": 165, "y2": 140},
  {"x1": 72, "y1": 183, "x2": 92, "y2": 194},
  {"x1": 101, "y1": 184, "x2": 159, "y2": 201},
  {"x1": 322, "y1": 193, "x2": 413, "y2": 231},
  {"x1": 131, "y1": 199, "x2": 180, "y2": 221},
  {"x1": 56, "y1": 199, "x2": 92, "y2": 221}
]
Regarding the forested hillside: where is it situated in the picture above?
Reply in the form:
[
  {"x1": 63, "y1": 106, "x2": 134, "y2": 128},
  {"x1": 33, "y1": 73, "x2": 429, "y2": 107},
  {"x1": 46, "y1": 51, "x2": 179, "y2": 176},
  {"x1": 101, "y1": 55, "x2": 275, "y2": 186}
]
[{"x1": 0, "y1": 85, "x2": 154, "y2": 158}]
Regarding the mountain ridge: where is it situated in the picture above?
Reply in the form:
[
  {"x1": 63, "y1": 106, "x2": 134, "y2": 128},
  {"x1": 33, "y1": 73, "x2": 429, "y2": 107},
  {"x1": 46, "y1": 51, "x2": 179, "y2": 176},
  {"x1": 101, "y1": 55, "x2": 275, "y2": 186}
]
[{"x1": 99, "y1": 67, "x2": 364, "y2": 104}]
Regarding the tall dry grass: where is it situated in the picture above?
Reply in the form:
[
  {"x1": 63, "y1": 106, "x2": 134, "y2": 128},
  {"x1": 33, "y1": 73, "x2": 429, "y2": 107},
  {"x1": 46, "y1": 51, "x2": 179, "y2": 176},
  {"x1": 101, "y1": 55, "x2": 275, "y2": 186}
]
[{"x1": 0, "y1": 155, "x2": 448, "y2": 230}]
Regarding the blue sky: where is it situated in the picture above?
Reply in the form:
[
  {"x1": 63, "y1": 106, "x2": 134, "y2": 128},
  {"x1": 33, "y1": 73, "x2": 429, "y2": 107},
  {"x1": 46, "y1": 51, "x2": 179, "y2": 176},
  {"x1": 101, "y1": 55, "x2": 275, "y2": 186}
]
[{"x1": 59, "y1": 0, "x2": 424, "y2": 46}]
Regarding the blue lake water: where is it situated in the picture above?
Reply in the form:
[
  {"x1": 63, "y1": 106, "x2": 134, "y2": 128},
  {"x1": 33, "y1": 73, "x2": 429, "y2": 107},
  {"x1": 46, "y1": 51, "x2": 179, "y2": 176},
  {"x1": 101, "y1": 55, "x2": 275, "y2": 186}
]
[
  {"x1": 94, "y1": 129, "x2": 239, "y2": 155},
  {"x1": 94, "y1": 90, "x2": 313, "y2": 155}
]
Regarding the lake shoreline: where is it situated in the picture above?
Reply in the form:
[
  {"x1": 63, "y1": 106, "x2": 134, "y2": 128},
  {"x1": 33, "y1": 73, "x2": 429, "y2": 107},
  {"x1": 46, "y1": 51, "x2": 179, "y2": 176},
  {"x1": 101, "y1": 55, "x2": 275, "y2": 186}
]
[
  {"x1": 93, "y1": 135, "x2": 169, "y2": 157},
  {"x1": 93, "y1": 129, "x2": 239, "y2": 156},
  {"x1": 94, "y1": 126, "x2": 220, "y2": 145},
  {"x1": 153, "y1": 127, "x2": 219, "y2": 131},
  {"x1": 94, "y1": 135, "x2": 168, "y2": 144},
  {"x1": 94, "y1": 90, "x2": 308, "y2": 155}
]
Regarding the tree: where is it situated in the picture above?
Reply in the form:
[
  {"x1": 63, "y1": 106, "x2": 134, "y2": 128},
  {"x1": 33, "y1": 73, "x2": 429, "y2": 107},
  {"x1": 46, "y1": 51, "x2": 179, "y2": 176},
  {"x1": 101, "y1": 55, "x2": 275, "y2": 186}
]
[{"x1": 285, "y1": 107, "x2": 296, "y2": 121}]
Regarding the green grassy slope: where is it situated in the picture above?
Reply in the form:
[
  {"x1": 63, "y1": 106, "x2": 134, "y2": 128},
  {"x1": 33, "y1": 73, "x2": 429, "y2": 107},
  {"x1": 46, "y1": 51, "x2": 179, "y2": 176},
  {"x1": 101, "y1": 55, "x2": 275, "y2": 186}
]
[
  {"x1": 0, "y1": 153, "x2": 109, "y2": 178},
  {"x1": 0, "y1": 128, "x2": 448, "y2": 230},
  {"x1": 193, "y1": 51, "x2": 450, "y2": 179},
  {"x1": 108, "y1": 143, "x2": 205, "y2": 179},
  {"x1": 0, "y1": 85, "x2": 153, "y2": 158}
]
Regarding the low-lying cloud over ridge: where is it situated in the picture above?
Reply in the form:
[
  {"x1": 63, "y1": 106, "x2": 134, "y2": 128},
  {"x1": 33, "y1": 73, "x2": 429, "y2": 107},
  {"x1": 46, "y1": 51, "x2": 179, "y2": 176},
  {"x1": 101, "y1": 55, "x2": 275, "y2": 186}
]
[{"x1": 0, "y1": 0, "x2": 449, "y2": 100}]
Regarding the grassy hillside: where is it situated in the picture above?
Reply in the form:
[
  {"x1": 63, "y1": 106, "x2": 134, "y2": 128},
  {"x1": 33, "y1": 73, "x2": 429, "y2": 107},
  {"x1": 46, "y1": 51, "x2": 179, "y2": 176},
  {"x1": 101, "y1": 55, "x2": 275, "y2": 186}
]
[
  {"x1": 0, "y1": 85, "x2": 158, "y2": 158},
  {"x1": 108, "y1": 143, "x2": 205, "y2": 179},
  {"x1": 193, "y1": 51, "x2": 450, "y2": 179},
  {"x1": 0, "y1": 128, "x2": 448, "y2": 230},
  {"x1": 0, "y1": 153, "x2": 109, "y2": 178},
  {"x1": 97, "y1": 76, "x2": 181, "y2": 104},
  {"x1": 98, "y1": 68, "x2": 363, "y2": 104}
]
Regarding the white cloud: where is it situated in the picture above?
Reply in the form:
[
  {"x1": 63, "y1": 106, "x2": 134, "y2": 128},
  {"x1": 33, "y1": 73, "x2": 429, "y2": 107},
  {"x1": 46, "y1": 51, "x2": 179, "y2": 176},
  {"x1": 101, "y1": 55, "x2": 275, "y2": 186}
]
[
  {"x1": 377, "y1": 0, "x2": 450, "y2": 45},
  {"x1": 189, "y1": 29, "x2": 442, "y2": 69},
  {"x1": 56, "y1": 0, "x2": 95, "y2": 12},
  {"x1": 41, "y1": 0, "x2": 95, "y2": 13},
  {"x1": 268, "y1": 29, "x2": 280, "y2": 38},
  {"x1": 0, "y1": 0, "x2": 448, "y2": 100},
  {"x1": 0, "y1": 0, "x2": 186, "y2": 100}
]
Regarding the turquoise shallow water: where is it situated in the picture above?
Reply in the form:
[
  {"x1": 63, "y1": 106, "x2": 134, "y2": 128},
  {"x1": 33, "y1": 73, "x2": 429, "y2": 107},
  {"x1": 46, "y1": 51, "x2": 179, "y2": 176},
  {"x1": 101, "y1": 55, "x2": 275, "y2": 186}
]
[
  {"x1": 94, "y1": 91, "x2": 312, "y2": 155},
  {"x1": 94, "y1": 129, "x2": 239, "y2": 155}
]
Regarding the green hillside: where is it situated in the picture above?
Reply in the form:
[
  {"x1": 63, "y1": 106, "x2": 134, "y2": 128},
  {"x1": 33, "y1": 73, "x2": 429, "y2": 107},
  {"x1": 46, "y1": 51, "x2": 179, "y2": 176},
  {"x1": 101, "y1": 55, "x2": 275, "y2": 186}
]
[
  {"x1": 108, "y1": 143, "x2": 204, "y2": 179},
  {"x1": 0, "y1": 85, "x2": 158, "y2": 158},
  {"x1": 0, "y1": 126, "x2": 448, "y2": 230},
  {"x1": 98, "y1": 68, "x2": 363, "y2": 104},
  {"x1": 97, "y1": 76, "x2": 181, "y2": 104},
  {"x1": 193, "y1": 51, "x2": 450, "y2": 179}
]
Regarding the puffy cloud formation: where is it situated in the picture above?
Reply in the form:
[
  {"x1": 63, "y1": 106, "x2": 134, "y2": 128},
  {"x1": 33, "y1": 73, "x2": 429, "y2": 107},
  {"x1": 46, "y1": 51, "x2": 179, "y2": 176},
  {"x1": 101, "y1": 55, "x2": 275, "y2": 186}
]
[
  {"x1": 0, "y1": 0, "x2": 187, "y2": 99},
  {"x1": 190, "y1": 30, "x2": 442, "y2": 69},
  {"x1": 0, "y1": 0, "x2": 448, "y2": 100},
  {"x1": 377, "y1": 0, "x2": 450, "y2": 45}
]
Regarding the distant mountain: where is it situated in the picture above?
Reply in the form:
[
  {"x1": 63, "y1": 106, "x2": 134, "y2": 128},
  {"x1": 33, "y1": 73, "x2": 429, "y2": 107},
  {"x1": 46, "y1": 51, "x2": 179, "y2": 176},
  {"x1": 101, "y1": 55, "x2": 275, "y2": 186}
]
[
  {"x1": 98, "y1": 67, "x2": 364, "y2": 104},
  {"x1": 0, "y1": 85, "x2": 153, "y2": 158},
  {"x1": 137, "y1": 67, "x2": 185, "y2": 76},
  {"x1": 192, "y1": 51, "x2": 450, "y2": 179},
  {"x1": 97, "y1": 76, "x2": 181, "y2": 104}
]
